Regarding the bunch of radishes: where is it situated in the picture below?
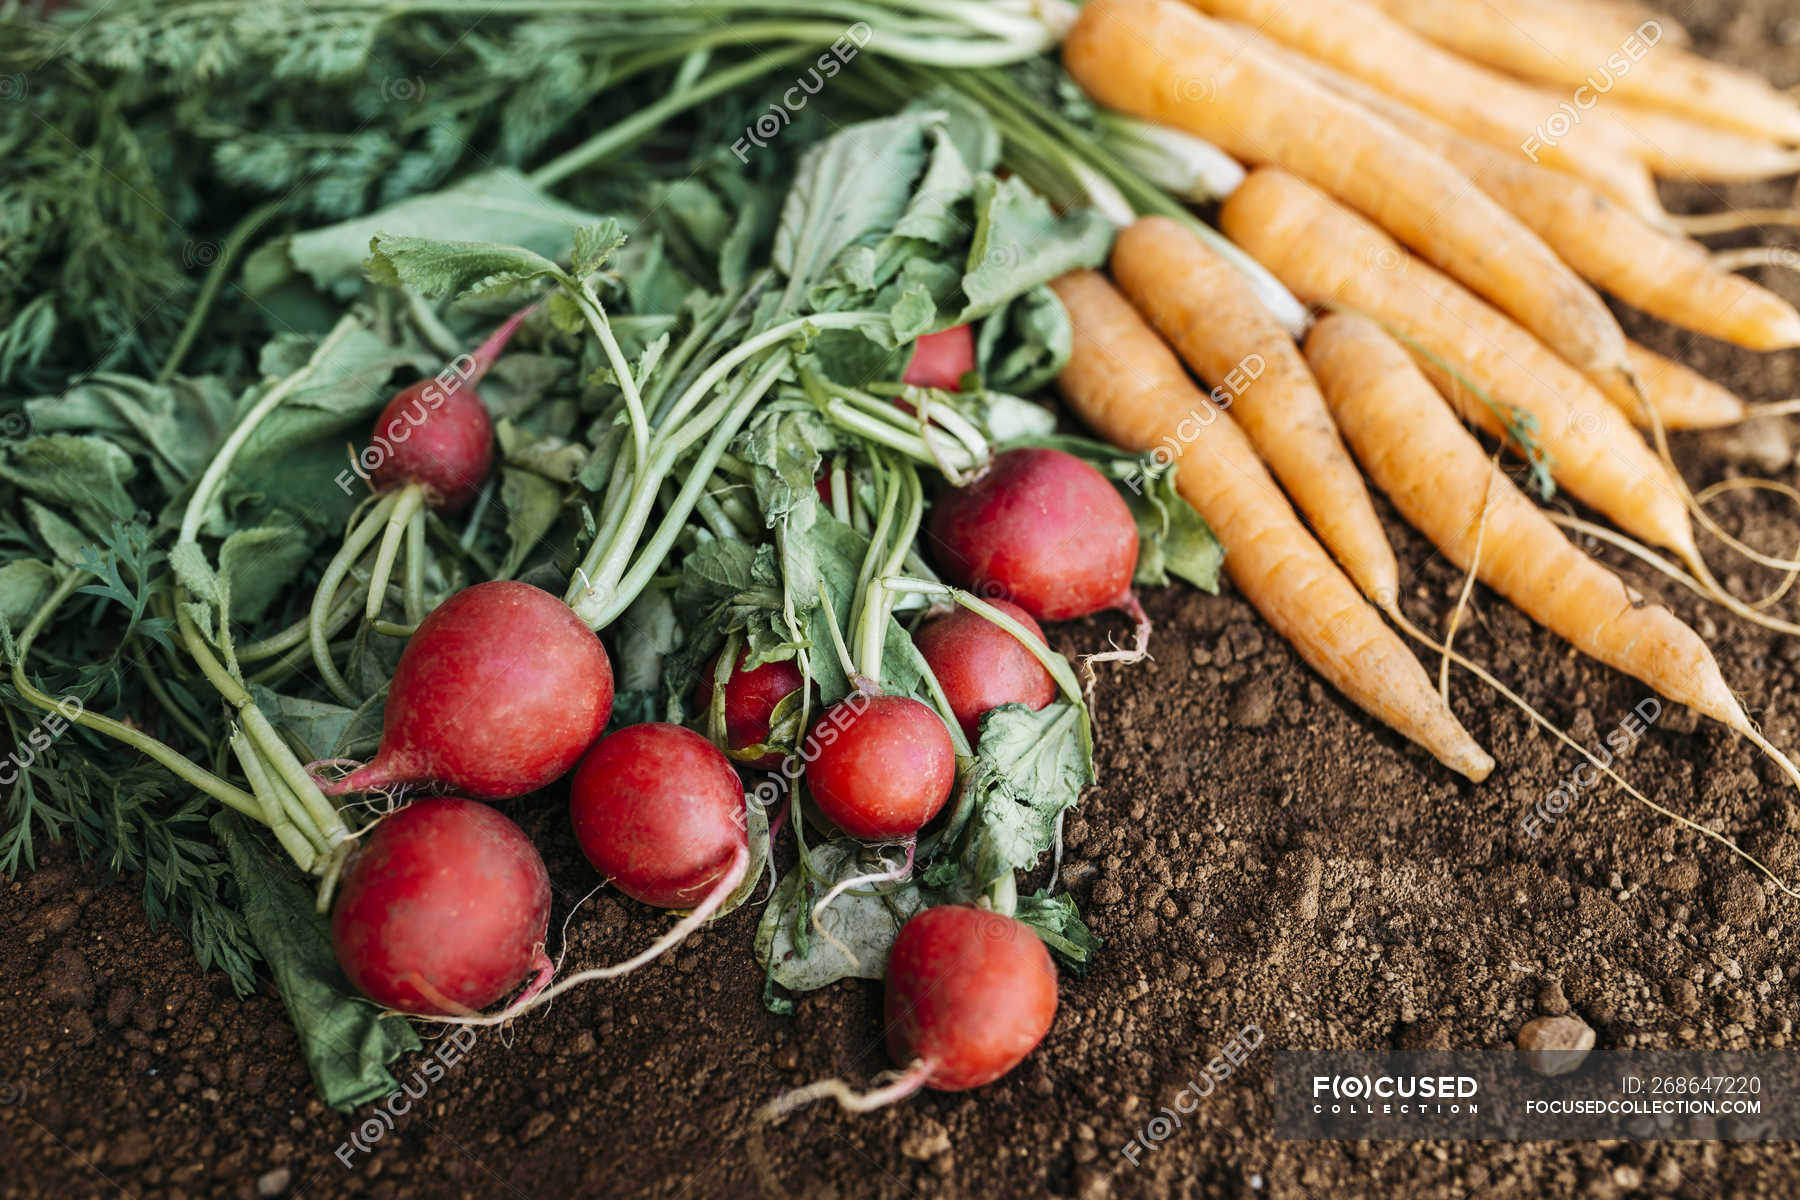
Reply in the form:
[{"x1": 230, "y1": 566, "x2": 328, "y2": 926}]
[{"x1": 314, "y1": 311, "x2": 1148, "y2": 1108}]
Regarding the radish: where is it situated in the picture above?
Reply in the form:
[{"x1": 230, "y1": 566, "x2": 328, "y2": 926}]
[
  {"x1": 331, "y1": 797, "x2": 551, "y2": 1016},
  {"x1": 927, "y1": 447, "x2": 1138, "y2": 622},
  {"x1": 350, "y1": 305, "x2": 531, "y2": 513},
  {"x1": 306, "y1": 307, "x2": 536, "y2": 705},
  {"x1": 884, "y1": 906, "x2": 1059, "y2": 1090},
  {"x1": 914, "y1": 599, "x2": 1056, "y2": 742},
  {"x1": 903, "y1": 325, "x2": 977, "y2": 391},
  {"x1": 696, "y1": 648, "x2": 805, "y2": 769},
  {"x1": 320, "y1": 581, "x2": 612, "y2": 800},
  {"x1": 804, "y1": 695, "x2": 955, "y2": 841},
  {"x1": 363, "y1": 381, "x2": 494, "y2": 514},
  {"x1": 570, "y1": 722, "x2": 748, "y2": 908},
  {"x1": 754, "y1": 905, "x2": 1058, "y2": 1143}
]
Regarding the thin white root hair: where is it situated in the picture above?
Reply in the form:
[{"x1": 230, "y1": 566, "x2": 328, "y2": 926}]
[
  {"x1": 1627, "y1": 368, "x2": 1800, "y2": 574},
  {"x1": 1079, "y1": 592, "x2": 1153, "y2": 704},
  {"x1": 810, "y1": 842, "x2": 915, "y2": 970},
  {"x1": 1712, "y1": 246, "x2": 1800, "y2": 274},
  {"x1": 1385, "y1": 605, "x2": 1800, "y2": 901},
  {"x1": 748, "y1": 1060, "x2": 933, "y2": 1199},
  {"x1": 415, "y1": 844, "x2": 749, "y2": 1027},
  {"x1": 1674, "y1": 208, "x2": 1800, "y2": 235},
  {"x1": 1745, "y1": 399, "x2": 1800, "y2": 420},
  {"x1": 1439, "y1": 451, "x2": 1501, "y2": 703}
]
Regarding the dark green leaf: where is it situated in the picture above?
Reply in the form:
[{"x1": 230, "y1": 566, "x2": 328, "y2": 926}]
[{"x1": 220, "y1": 818, "x2": 421, "y2": 1112}]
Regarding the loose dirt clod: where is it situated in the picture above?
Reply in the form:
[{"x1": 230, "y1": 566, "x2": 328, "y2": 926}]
[{"x1": 1518, "y1": 1015, "x2": 1597, "y2": 1077}]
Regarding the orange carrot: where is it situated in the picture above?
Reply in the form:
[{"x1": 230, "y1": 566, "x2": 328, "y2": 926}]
[
  {"x1": 1061, "y1": 0, "x2": 1636, "y2": 378},
  {"x1": 1049, "y1": 269, "x2": 1495, "y2": 782},
  {"x1": 1623, "y1": 343, "x2": 1749, "y2": 430},
  {"x1": 1218, "y1": 168, "x2": 1696, "y2": 566},
  {"x1": 1254, "y1": 34, "x2": 1800, "y2": 351},
  {"x1": 1172, "y1": 0, "x2": 1667, "y2": 221},
  {"x1": 1367, "y1": 0, "x2": 1800, "y2": 144},
  {"x1": 1306, "y1": 312, "x2": 1749, "y2": 731},
  {"x1": 1108, "y1": 217, "x2": 1397, "y2": 604},
  {"x1": 1594, "y1": 103, "x2": 1800, "y2": 181}
]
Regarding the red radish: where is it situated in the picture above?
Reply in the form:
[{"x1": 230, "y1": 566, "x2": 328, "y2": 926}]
[
  {"x1": 927, "y1": 447, "x2": 1139, "y2": 622},
  {"x1": 360, "y1": 306, "x2": 532, "y2": 513},
  {"x1": 332, "y1": 797, "x2": 551, "y2": 1016},
  {"x1": 805, "y1": 695, "x2": 955, "y2": 841},
  {"x1": 697, "y1": 648, "x2": 805, "y2": 769},
  {"x1": 751, "y1": 906, "x2": 1056, "y2": 1144},
  {"x1": 904, "y1": 325, "x2": 977, "y2": 391},
  {"x1": 322, "y1": 581, "x2": 612, "y2": 800},
  {"x1": 570, "y1": 723, "x2": 748, "y2": 908},
  {"x1": 914, "y1": 600, "x2": 1056, "y2": 742},
  {"x1": 884, "y1": 906, "x2": 1059, "y2": 1090}
]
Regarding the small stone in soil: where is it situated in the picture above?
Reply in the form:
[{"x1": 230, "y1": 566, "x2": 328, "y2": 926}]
[{"x1": 1518, "y1": 1014, "x2": 1595, "y2": 1076}]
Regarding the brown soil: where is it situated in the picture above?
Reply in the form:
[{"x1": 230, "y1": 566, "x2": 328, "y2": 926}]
[{"x1": 11, "y1": 2, "x2": 1800, "y2": 1197}]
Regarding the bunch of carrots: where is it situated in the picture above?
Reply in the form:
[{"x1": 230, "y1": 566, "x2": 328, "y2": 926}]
[{"x1": 1042, "y1": 0, "x2": 1800, "y2": 887}]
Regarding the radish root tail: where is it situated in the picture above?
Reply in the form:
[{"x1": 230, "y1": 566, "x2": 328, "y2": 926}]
[
  {"x1": 414, "y1": 844, "x2": 750, "y2": 1027},
  {"x1": 748, "y1": 1060, "x2": 932, "y2": 1199},
  {"x1": 1079, "y1": 591, "x2": 1153, "y2": 702}
]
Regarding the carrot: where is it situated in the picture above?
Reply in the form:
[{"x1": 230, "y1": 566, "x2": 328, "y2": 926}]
[
  {"x1": 1170, "y1": 0, "x2": 1667, "y2": 222},
  {"x1": 1622, "y1": 343, "x2": 1749, "y2": 431},
  {"x1": 1061, "y1": 0, "x2": 1636, "y2": 378},
  {"x1": 1218, "y1": 167, "x2": 1696, "y2": 566},
  {"x1": 1257, "y1": 35, "x2": 1800, "y2": 351},
  {"x1": 1107, "y1": 217, "x2": 1398, "y2": 605},
  {"x1": 1552, "y1": 0, "x2": 1688, "y2": 46},
  {"x1": 1593, "y1": 103, "x2": 1800, "y2": 182},
  {"x1": 1305, "y1": 312, "x2": 1749, "y2": 732},
  {"x1": 1366, "y1": 0, "x2": 1800, "y2": 144},
  {"x1": 1048, "y1": 269, "x2": 1495, "y2": 783}
]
